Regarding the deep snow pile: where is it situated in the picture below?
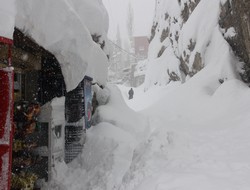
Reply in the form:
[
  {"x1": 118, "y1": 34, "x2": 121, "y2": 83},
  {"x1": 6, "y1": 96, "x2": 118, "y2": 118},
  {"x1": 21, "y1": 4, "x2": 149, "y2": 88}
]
[
  {"x1": 15, "y1": 0, "x2": 109, "y2": 91},
  {"x1": 49, "y1": 85, "x2": 149, "y2": 190},
  {"x1": 51, "y1": 77, "x2": 250, "y2": 189},
  {"x1": 118, "y1": 73, "x2": 250, "y2": 190}
]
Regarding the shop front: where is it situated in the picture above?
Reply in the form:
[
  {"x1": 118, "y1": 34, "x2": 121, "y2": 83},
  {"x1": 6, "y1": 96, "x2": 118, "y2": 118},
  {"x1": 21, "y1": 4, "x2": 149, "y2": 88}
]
[{"x1": 1, "y1": 29, "x2": 93, "y2": 189}]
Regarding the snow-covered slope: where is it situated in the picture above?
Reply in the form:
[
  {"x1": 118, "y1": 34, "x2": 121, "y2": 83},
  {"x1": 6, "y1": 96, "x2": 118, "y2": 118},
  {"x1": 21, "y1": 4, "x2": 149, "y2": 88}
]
[
  {"x1": 15, "y1": 0, "x2": 109, "y2": 91},
  {"x1": 144, "y1": 0, "x2": 242, "y2": 90}
]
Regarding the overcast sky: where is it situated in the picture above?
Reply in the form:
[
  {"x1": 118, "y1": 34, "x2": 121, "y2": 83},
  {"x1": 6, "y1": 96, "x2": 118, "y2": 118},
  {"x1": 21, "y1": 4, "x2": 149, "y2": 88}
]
[{"x1": 102, "y1": 0, "x2": 155, "y2": 41}]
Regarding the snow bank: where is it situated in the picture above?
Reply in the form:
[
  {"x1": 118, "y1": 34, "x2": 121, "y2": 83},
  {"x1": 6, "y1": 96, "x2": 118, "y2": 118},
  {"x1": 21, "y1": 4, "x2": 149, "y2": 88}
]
[
  {"x1": 117, "y1": 47, "x2": 250, "y2": 190},
  {"x1": 0, "y1": 0, "x2": 15, "y2": 39},
  {"x1": 50, "y1": 85, "x2": 149, "y2": 189},
  {"x1": 15, "y1": 0, "x2": 109, "y2": 91},
  {"x1": 121, "y1": 76, "x2": 250, "y2": 190},
  {"x1": 51, "y1": 122, "x2": 136, "y2": 190},
  {"x1": 95, "y1": 85, "x2": 149, "y2": 141}
]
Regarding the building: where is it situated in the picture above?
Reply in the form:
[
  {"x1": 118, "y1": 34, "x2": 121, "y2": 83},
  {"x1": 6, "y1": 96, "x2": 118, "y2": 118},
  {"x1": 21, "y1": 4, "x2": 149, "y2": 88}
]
[
  {"x1": 134, "y1": 36, "x2": 149, "y2": 61},
  {"x1": 0, "y1": 27, "x2": 93, "y2": 189},
  {"x1": 0, "y1": 1, "x2": 108, "y2": 189}
]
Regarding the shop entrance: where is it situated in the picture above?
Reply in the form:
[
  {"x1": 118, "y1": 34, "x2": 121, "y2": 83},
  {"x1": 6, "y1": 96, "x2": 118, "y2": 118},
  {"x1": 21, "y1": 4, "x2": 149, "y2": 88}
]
[
  {"x1": 1, "y1": 28, "x2": 93, "y2": 189},
  {"x1": 1, "y1": 28, "x2": 66, "y2": 189}
]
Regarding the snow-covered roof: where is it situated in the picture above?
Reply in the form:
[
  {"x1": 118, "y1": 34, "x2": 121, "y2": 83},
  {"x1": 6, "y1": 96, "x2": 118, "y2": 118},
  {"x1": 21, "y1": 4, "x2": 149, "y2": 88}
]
[{"x1": 14, "y1": 0, "x2": 109, "y2": 92}]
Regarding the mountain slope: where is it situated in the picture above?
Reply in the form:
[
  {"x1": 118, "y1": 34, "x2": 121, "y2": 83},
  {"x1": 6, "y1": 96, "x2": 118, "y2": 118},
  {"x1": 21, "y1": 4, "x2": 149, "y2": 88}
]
[{"x1": 144, "y1": 0, "x2": 244, "y2": 90}]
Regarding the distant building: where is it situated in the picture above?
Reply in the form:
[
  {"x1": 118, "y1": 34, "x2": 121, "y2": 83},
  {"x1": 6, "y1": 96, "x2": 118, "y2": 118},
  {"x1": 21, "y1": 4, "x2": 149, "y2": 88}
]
[
  {"x1": 134, "y1": 36, "x2": 149, "y2": 61},
  {"x1": 108, "y1": 36, "x2": 149, "y2": 86}
]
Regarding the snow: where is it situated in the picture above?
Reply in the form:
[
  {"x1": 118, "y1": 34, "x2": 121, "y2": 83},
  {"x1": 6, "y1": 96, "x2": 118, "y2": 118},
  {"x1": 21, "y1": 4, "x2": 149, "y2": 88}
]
[
  {"x1": 144, "y1": 47, "x2": 181, "y2": 88},
  {"x1": 178, "y1": 0, "x2": 221, "y2": 55},
  {"x1": 1, "y1": 0, "x2": 250, "y2": 189},
  {"x1": 117, "y1": 78, "x2": 250, "y2": 190},
  {"x1": 133, "y1": 60, "x2": 147, "y2": 78},
  {"x1": 0, "y1": 0, "x2": 15, "y2": 39},
  {"x1": 50, "y1": 85, "x2": 149, "y2": 190},
  {"x1": 52, "y1": 122, "x2": 136, "y2": 190},
  {"x1": 51, "y1": 75, "x2": 250, "y2": 190},
  {"x1": 145, "y1": 0, "x2": 231, "y2": 89},
  {"x1": 224, "y1": 27, "x2": 237, "y2": 38},
  {"x1": 94, "y1": 85, "x2": 149, "y2": 141},
  {"x1": 50, "y1": 0, "x2": 250, "y2": 189},
  {"x1": 15, "y1": 0, "x2": 109, "y2": 92}
]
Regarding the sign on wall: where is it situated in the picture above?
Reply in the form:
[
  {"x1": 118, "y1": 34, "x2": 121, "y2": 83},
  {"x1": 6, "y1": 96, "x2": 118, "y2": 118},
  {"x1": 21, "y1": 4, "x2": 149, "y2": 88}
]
[{"x1": 84, "y1": 76, "x2": 93, "y2": 129}]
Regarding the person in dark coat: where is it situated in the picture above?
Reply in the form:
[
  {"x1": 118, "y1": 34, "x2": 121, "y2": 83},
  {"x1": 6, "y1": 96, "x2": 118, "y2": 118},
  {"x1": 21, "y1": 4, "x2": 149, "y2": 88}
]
[{"x1": 128, "y1": 88, "x2": 134, "y2": 100}]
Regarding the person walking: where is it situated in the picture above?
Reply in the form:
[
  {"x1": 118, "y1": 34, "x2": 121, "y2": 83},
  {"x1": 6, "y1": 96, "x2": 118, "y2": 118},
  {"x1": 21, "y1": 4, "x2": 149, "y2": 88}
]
[{"x1": 128, "y1": 88, "x2": 134, "y2": 100}]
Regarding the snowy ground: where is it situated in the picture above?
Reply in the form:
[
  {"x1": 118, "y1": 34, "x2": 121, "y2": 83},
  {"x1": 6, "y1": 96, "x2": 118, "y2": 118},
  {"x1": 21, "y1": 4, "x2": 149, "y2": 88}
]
[
  {"x1": 118, "y1": 78, "x2": 250, "y2": 190},
  {"x1": 52, "y1": 74, "x2": 250, "y2": 190}
]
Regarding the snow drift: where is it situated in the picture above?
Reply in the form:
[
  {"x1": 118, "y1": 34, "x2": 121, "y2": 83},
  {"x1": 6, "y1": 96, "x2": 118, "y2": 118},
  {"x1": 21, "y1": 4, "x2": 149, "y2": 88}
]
[{"x1": 49, "y1": 85, "x2": 149, "y2": 190}]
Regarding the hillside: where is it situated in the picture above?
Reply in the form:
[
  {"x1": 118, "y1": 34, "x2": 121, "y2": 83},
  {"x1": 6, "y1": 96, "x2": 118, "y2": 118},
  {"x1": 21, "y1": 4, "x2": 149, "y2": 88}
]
[{"x1": 145, "y1": 0, "x2": 250, "y2": 90}]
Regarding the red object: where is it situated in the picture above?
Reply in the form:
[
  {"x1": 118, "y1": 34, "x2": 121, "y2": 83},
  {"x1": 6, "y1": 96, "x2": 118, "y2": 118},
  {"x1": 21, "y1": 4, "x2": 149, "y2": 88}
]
[
  {"x1": 0, "y1": 36, "x2": 13, "y2": 45},
  {"x1": 0, "y1": 37, "x2": 14, "y2": 190}
]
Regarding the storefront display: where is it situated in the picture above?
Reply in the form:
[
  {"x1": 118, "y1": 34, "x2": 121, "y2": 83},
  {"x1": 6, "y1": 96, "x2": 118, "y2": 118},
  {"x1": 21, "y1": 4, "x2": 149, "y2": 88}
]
[{"x1": 11, "y1": 101, "x2": 49, "y2": 189}]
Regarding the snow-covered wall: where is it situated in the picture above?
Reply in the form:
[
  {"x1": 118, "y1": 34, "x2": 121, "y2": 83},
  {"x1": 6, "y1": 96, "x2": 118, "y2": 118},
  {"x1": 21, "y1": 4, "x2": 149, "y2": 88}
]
[
  {"x1": 0, "y1": 0, "x2": 15, "y2": 39},
  {"x1": 15, "y1": 0, "x2": 109, "y2": 91},
  {"x1": 144, "y1": 0, "x2": 241, "y2": 90}
]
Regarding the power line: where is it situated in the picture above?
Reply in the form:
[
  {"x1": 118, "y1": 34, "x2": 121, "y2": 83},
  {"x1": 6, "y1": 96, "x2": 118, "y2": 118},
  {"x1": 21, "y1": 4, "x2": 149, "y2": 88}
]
[{"x1": 108, "y1": 39, "x2": 137, "y2": 60}]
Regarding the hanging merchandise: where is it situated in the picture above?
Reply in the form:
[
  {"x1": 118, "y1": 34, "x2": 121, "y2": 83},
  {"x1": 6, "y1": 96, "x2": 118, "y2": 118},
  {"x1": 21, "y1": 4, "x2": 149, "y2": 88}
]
[{"x1": 11, "y1": 101, "x2": 50, "y2": 190}]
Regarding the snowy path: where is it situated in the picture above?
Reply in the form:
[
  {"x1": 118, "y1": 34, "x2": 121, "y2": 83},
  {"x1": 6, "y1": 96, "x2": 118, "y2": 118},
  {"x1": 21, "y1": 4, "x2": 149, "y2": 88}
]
[
  {"x1": 121, "y1": 119, "x2": 250, "y2": 190},
  {"x1": 54, "y1": 82, "x2": 250, "y2": 190},
  {"x1": 118, "y1": 84, "x2": 250, "y2": 190}
]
